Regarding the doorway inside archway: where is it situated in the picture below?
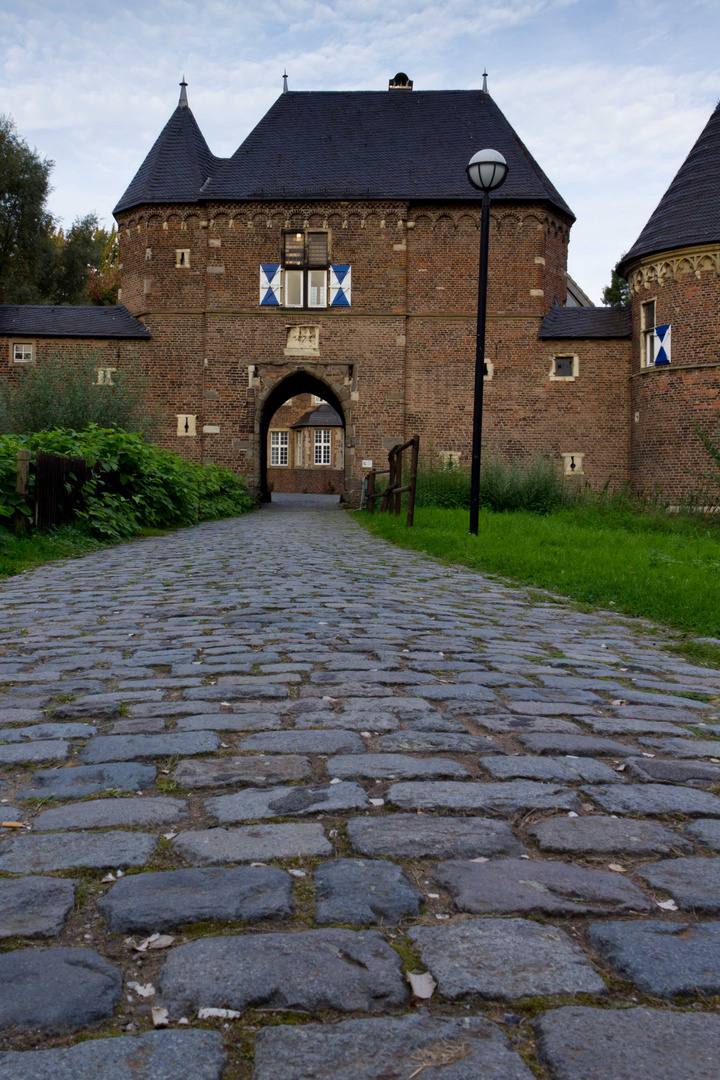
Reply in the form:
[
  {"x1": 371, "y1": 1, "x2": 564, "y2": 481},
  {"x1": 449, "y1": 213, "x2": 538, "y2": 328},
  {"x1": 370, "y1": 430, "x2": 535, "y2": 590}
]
[{"x1": 259, "y1": 372, "x2": 346, "y2": 501}]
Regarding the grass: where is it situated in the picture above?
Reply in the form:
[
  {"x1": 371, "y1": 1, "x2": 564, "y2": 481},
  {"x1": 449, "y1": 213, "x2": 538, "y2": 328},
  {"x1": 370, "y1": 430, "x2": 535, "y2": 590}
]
[
  {"x1": 0, "y1": 525, "x2": 105, "y2": 577},
  {"x1": 355, "y1": 503, "x2": 720, "y2": 639}
]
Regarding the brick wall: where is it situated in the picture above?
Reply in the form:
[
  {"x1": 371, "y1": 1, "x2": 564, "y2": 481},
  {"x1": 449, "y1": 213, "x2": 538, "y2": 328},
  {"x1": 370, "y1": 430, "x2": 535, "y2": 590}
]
[
  {"x1": 627, "y1": 249, "x2": 720, "y2": 497},
  {"x1": 1, "y1": 196, "x2": 633, "y2": 500}
]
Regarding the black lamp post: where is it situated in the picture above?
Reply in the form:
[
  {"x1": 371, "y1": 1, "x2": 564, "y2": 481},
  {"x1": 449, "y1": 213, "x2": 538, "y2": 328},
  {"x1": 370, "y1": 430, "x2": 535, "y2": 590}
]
[{"x1": 466, "y1": 148, "x2": 508, "y2": 535}]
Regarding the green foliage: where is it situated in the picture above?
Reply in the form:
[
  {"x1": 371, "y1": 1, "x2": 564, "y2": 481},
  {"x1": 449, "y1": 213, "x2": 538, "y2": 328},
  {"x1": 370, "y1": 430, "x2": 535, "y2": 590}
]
[
  {"x1": 0, "y1": 426, "x2": 254, "y2": 543},
  {"x1": 0, "y1": 352, "x2": 153, "y2": 436},
  {"x1": 414, "y1": 455, "x2": 573, "y2": 513},
  {"x1": 0, "y1": 114, "x2": 53, "y2": 303},
  {"x1": 602, "y1": 262, "x2": 630, "y2": 308},
  {"x1": 695, "y1": 414, "x2": 720, "y2": 491},
  {"x1": 357, "y1": 501, "x2": 720, "y2": 638},
  {"x1": 39, "y1": 214, "x2": 118, "y2": 306}
]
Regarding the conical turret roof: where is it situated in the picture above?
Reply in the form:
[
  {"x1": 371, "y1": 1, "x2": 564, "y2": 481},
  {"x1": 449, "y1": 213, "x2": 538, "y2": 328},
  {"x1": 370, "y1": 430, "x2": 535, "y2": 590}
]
[
  {"x1": 619, "y1": 101, "x2": 720, "y2": 274},
  {"x1": 114, "y1": 85, "x2": 220, "y2": 215}
]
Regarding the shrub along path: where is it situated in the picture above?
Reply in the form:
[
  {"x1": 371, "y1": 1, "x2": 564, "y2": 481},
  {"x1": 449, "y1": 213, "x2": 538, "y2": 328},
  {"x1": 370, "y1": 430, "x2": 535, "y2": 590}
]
[{"x1": 0, "y1": 493, "x2": 719, "y2": 1079}]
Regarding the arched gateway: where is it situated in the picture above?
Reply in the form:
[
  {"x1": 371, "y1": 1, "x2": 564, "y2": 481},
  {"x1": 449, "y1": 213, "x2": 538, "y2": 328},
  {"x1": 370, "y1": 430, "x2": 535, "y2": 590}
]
[{"x1": 256, "y1": 371, "x2": 348, "y2": 501}]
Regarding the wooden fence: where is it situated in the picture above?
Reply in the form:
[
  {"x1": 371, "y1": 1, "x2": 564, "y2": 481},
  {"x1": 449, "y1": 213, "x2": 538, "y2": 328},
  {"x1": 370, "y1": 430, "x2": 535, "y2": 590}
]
[
  {"x1": 365, "y1": 436, "x2": 420, "y2": 527},
  {"x1": 15, "y1": 450, "x2": 91, "y2": 529}
]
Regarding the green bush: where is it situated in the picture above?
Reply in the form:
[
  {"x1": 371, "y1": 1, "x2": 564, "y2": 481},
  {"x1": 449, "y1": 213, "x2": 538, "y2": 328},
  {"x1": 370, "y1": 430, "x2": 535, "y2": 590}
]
[
  {"x1": 0, "y1": 426, "x2": 254, "y2": 540},
  {"x1": 414, "y1": 455, "x2": 574, "y2": 513},
  {"x1": 0, "y1": 352, "x2": 154, "y2": 436}
]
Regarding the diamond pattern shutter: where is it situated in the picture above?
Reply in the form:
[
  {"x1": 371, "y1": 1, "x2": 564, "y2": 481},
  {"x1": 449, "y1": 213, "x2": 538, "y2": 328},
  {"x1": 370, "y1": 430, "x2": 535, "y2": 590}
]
[
  {"x1": 260, "y1": 265, "x2": 282, "y2": 306},
  {"x1": 329, "y1": 265, "x2": 351, "y2": 307}
]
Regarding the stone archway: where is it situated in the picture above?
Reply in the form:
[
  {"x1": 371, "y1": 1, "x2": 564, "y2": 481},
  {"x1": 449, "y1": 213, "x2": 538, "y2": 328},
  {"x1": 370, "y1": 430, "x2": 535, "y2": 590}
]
[{"x1": 257, "y1": 371, "x2": 349, "y2": 502}]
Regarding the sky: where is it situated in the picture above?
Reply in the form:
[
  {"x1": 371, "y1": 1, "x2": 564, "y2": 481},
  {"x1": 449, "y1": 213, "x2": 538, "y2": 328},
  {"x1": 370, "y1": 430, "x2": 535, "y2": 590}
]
[{"x1": 1, "y1": 0, "x2": 719, "y2": 302}]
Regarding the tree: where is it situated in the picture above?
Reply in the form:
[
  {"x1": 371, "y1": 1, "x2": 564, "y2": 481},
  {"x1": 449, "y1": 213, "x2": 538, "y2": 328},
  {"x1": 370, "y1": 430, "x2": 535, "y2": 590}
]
[
  {"x1": 0, "y1": 115, "x2": 54, "y2": 303},
  {"x1": 602, "y1": 261, "x2": 630, "y2": 308},
  {"x1": 39, "y1": 215, "x2": 118, "y2": 305}
]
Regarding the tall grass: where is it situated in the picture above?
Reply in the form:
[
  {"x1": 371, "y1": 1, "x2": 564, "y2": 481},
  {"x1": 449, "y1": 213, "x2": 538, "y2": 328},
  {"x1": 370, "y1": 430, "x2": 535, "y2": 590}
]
[{"x1": 414, "y1": 455, "x2": 574, "y2": 513}]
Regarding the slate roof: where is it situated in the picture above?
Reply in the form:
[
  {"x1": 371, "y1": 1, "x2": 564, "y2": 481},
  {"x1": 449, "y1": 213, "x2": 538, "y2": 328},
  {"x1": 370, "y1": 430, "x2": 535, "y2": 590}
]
[
  {"x1": 619, "y1": 101, "x2": 720, "y2": 274},
  {"x1": 291, "y1": 403, "x2": 343, "y2": 428},
  {"x1": 115, "y1": 88, "x2": 573, "y2": 219},
  {"x1": 114, "y1": 99, "x2": 221, "y2": 215},
  {"x1": 0, "y1": 305, "x2": 151, "y2": 339},
  {"x1": 538, "y1": 302, "x2": 631, "y2": 339}
]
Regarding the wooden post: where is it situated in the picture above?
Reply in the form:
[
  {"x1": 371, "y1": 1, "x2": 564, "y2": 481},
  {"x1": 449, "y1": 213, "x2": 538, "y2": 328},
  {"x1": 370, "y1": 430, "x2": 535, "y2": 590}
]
[
  {"x1": 406, "y1": 435, "x2": 419, "y2": 527},
  {"x1": 15, "y1": 450, "x2": 30, "y2": 496},
  {"x1": 379, "y1": 451, "x2": 394, "y2": 514},
  {"x1": 367, "y1": 469, "x2": 376, "y2": 513},
  {"x1": 394, "y1": 449, "x2": 402, "y2": 516}
]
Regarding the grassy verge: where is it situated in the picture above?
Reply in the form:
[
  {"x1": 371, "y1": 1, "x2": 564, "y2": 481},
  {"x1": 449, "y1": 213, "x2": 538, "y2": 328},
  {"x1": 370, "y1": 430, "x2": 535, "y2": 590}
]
[
  {"x1": 355, "y1": 504, "x2": 720, "y2": 640},
  {"x1": 0, "y1": 526, "x2": 106, "y2": 578}
]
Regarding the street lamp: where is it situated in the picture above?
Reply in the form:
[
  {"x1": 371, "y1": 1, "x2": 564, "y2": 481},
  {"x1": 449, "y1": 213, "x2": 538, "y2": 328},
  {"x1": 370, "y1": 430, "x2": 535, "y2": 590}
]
[{"x1": 466, "y1": 148, "x2": 508, "y2": 535}]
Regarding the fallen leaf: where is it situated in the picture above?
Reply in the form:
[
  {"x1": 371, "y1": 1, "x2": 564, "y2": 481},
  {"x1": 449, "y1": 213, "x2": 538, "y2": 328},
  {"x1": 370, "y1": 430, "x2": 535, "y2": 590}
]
[
  {"x1": 287, "y1": 869, "x2": 306, "y2": 878},
  {"x1": 408, "y1": 1038, "x2": 470, "y2": 1078},
  {"x1": 128, "y1": 981, "x2": 155, "y2": 998},
  {"x1": 148, "y1": 935, "x2": 175, "y2": 950},
  {"x1": 101, "y1": 873, "x2": 116, "y2": 883},
  {"x1": 198, "y1": 1007, "x2": 241, "y2": 1019},
  {"x1": 567, "y1": 811, "x2": 579, "y2": 818},
  {"x1": 369, "y1": 798, "x2": 384, "y2": 806},
  {"x1": 657, "y1": 898, "x2": 678, "y2": 911},
  {"x1": 329, "y1": 778, "x2": 342, "y2": 785},
  {"x1": 407, "y1": 971, "x2": 437, "y2": 999},
  {"x1": 470, "y1": 857, "x2": 488, "y2": 864},
  {"x1": 608, "y1": 864, "x2": 626, "y2": 873},
  {"x1": 151, "y1": 1007, "x2": 169, "y2": 1028}
]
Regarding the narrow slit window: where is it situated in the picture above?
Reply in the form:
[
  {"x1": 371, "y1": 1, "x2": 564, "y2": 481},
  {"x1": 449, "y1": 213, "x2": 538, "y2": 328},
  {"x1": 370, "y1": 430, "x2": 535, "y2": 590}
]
[{"x1": 176, "y1": 249, "x2": 191, "y2": 268}]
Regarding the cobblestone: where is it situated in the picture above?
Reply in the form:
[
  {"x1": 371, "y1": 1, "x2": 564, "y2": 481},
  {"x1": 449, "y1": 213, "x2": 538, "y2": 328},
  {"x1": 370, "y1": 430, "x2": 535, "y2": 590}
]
[{"x1": 0, "y1": 495, "x2": 718, "y2": 1072}]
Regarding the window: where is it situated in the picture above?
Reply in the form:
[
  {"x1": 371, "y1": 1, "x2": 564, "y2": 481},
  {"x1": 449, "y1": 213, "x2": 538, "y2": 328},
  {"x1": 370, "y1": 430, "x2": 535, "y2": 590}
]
[
  {"x1": 270, "y1": 430, "x2": 289, "y2": 466},
  {"x1": 312, "y1": 395, "x2": 326, "y2": 404},
  {"x1": 296, "y1": 431, "x2": 303, "y2": 467},
  {"x1": 314, "y1": 428, "x2": 332, "y2": 465},
  {"x1": 551, "y1": 355, "x2": 577, "y2": 380},
  {"x1": 176, "y1": 414, "x2": 197, "y2": 437},
  {"x1": 12, "y1": 342, "x2": 34, "y2": 364},
  {"x1": 282, "y1": 231, "x2": 329, "y2": 309},
  {"x1": 176, "y1": 249, "x2": 191, "y2": 268},
  {"x1": 562, "y1": 452, "x2": 584, "y2": 476},
  {"x1": 642, "y1": 300, "x2": 656, "y2": 366},
  {"x1": 96, "y1": 368, "x2": 116, "y2": 386}
]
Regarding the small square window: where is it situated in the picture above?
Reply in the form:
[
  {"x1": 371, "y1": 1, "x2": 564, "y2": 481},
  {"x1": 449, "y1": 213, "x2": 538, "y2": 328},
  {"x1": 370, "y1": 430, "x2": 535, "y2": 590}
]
[
  {"x1": 270, "y1": 430, "x2": 289, "y2": 466},
  {"x1": 12, "y1": 342, "x2": 34, "y2": 364},
  {"x1": 96, "y1": 367, "x2": 117, "y2": 386},
  {"x1": 176, "y1": 249, "x2": 191, "y2": 268},
  {"x1": 562, "y1": 452, "x2": 584, "y2": 476},
  {"x1": 554, "y1": 356, "x2": 574, "y2": 378}
]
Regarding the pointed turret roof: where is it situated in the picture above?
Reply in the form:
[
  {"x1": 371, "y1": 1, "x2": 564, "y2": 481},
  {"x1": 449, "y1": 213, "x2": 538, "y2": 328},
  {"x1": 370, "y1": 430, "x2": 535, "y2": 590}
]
[
  {"x1": 619, "y1": 101, "x2": 720, "y2": 274},
  {"x1": 114, "y1": 82, "x2": 221, "y2": 215}
]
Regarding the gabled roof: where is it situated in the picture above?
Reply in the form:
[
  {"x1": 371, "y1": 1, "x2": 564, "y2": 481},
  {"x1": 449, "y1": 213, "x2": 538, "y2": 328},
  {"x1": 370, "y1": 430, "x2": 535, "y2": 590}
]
[
  {"x1": 201, "y1": 90, "x2": 573, "y2": 216},
  {"x1": 0, "y1": 305, "x2": 151, "y2": 339},
  {"x1": 114, "y1": 85, "x2": 573, "y2": 219},
  {"x1": 619, "y1": 101, "x2": 720, "y2": 274},
  {"x1": 114, "y1": 92, "x2": 220, "y2": 215},
  {"x1": 291, "y1": 403, "x2": 343, "y2": 428},
  {"x1": 538, "y1": 301, "x2": 631, "y2": 339}
]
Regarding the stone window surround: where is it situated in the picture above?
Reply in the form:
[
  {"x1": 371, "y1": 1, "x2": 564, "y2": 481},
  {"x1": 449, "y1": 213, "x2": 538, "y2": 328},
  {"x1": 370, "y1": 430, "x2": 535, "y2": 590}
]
[
  {"x1": 10, "y1": 340, "x2": 35, "y2": 364},
  {"x1": 562, "y1": 451, "x2": 584, "y2": 476},
  {"x1": 641, "y1": 296, "x2": 657, "y2": 367},
  {"x1": 96, "y1": 367, "x2": 117, "y2": 386},
  {"x1": 282, "y1": 229, "x2": 330, "y2": 310},
  {"x1": 549, "y1": 353, "x2": 578, "y2": 381},
  {"x1": 176, "y1": 414, "x2": 197, "y2": 437},
  {"x1": 175, "y1": 249, "x2": 191, "y2": 268}
]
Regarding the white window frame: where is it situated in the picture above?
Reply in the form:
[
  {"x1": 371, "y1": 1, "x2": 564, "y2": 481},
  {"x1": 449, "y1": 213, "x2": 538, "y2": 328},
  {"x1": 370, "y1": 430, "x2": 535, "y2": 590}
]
[
  {"x1": 284, "y1": 269, "x2": 304, "y2": 308},
  {"x1": 175, "y1": 249, "x2": 191, "y2": 268},
  {"x1": 308, "y1": 269, "x2": 327, "y2": 308},
  {"x1": 641, "y1": 299, "x2": 657, "y2": 367},
  {"x1": 270, "y1": 430, "x2": 289, "y2": 466},
  {"x1": 11, "y1": 341, "x2": 34, "y2": 364},
  {"x1": 314, "y1": 428, "x2": 332, "y2": 465},
  {"x1": 296, "y1": 430, "x2": 303, "y2": 467}
]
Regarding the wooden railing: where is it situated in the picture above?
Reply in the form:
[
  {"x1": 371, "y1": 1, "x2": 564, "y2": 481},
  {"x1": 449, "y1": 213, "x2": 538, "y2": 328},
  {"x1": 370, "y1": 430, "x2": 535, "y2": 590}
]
[{"x1": 365, "y1": 435, "x2": 419, "y2": 527}]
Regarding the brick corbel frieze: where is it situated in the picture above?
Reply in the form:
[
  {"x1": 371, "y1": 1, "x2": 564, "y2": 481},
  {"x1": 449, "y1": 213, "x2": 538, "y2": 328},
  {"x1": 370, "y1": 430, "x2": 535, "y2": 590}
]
[{"x1": 626, "y1": 243, "x2": 720, "y2": 292}]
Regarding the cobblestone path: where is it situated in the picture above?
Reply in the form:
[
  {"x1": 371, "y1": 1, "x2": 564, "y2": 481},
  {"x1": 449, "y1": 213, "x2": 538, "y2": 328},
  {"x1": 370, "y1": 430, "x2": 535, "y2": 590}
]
[{"x1": 1, "y1": 493, "x2": 719, "y2": 1078}]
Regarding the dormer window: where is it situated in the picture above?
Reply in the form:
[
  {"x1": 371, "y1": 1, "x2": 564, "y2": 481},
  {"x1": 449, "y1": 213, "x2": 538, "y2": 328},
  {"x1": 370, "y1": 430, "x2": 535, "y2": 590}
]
[{"x1": 282, "y1": 231, "x2": 328, "y2": 308}]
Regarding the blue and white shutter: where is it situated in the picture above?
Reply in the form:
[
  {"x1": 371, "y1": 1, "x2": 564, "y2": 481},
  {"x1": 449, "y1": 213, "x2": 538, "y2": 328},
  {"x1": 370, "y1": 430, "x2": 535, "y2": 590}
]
[
  {"x1": 260, "y1": 264, "x2": 282, "y2": 306},
  {"x1": 329, "y1": 265, "x2": 351, "y2": 307},
  {"x1": 654, "y1": 324, "x2": 671, "y2": 365}
]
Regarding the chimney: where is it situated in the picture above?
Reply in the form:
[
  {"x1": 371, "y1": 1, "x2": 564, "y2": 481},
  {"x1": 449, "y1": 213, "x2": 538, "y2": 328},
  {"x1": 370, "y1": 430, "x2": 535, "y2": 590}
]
[{"x1": 389, "y1": 72, "x2": 413, "y2": 90}]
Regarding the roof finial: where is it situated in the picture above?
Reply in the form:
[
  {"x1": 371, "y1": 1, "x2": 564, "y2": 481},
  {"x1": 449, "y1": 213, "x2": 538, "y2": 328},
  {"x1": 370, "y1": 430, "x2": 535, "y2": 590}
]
[
  {"x1": 179, "y1": 76, "x2": 188, "y2": 107},
  {"x1": 282, "y1": 70, "x2": 289, "y2": 94},
  {"x1": 482, "y1": 70, "x2": 488, "y2": 92}
]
